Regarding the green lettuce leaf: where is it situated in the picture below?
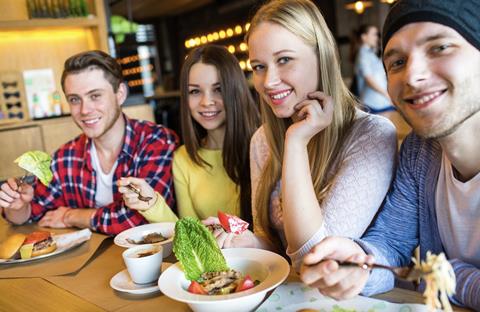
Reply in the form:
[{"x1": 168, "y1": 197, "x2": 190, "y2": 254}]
[
  {"x1": 14, "y1": 151, "x2": 53, "y2": 186},
  {"x1": 173, "y1": 217, "x2": 228, "y2": 281}
]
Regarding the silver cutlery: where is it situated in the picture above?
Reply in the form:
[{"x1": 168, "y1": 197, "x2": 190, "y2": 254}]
[
  {"x1": 338, "y1": 260, "x2": 429, "y2": 282},
  {"x1": 124, "y1": 184, "x2": 153, "y2": 202}
]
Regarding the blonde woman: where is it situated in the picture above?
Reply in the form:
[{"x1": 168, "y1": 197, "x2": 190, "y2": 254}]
[{"x1": 218, "y1": 0, "x2": 397, "y2": 269}]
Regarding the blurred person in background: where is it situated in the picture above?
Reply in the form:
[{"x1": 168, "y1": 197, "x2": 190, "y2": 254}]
[{"x1": 351, "y1": 24, "x2": 395, "y2": 114}]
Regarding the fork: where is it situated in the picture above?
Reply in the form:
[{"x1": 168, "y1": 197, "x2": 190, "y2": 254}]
[
  {"x1": 338, "y1": 260, "x2": 429, "y2": 282},
  {"x1": 124, "y1": 184, "x2": 153, "y2": 202},
  {"x1": 16, "y1": 174, "x2": 36, "y2": 186}
]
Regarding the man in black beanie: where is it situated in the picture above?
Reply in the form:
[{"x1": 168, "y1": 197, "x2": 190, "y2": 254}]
[{"x1": 298, "y1": 0, "x2": 480, "y2": 309}]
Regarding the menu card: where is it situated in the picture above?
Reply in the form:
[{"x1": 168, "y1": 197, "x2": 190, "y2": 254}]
[
  {"x1": 23, "y1": 68, "x2": 62, "y2": 119},
  {"x1": 256, "y1": 282, "x2": 430, "y2": 312}
]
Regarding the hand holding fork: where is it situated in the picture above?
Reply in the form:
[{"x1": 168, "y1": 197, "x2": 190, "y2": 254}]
[
  {"x1": 0, "y1": 175, "x2": 35, "y2": 211},
  {"x1": 299, "y1": 236, "x2": 426, "y2": 300},
  {"x1": 117, "y1": 177, "x2": 156, "y2": 211}
]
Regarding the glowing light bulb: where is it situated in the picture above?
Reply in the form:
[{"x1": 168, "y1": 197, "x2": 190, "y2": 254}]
[
  {"x1": 235, "y1": 25, "x2": 242, "y2": 34},
  {"x1": 239, "y1": 61, "x2": 246, "y2": 70},
  {"x1": 354, "y1": 1, "x2": 365, "y2": 14}
]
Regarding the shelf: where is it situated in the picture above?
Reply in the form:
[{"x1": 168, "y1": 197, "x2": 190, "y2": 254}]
[
  {"x1": 0, "y1": 16, "x2": 99, "y2": 30},
  {"x1": 147, "y1": 90, "x2": 181, "y2": 100}
]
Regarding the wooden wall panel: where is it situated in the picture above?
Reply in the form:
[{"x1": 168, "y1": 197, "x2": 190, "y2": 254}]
[
  {"x1": 0, "y1": 125, "x2": 44, "y2": 180},
  {"x1": 0, "y1": 0, "x2": 29, "y2": 21},
  {"x1": 40, "y1": 117, "x2": 82, "y2": 154}
]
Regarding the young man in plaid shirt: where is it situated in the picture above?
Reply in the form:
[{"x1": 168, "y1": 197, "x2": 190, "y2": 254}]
[{"x1": 0, "y1": 50, "x2": 178, "y2": 235}]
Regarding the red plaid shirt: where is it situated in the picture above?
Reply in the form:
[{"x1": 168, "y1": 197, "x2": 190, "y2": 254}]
[{"x1": 31, "y1": 114, "x2": 178, "y2": 235}]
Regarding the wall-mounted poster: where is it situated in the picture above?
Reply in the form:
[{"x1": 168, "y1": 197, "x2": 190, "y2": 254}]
[{"x1": 23, "y1": 68, "x2": 62, "y2": 119}]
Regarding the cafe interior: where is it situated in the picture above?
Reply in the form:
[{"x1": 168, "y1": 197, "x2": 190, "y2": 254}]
[{"x1": 0, "y1": 0, "x2": 469, "y2": 311}]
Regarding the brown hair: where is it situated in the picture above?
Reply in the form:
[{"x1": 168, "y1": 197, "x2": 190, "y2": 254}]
[
  {"x1": 179, "y1": 44, "x2": 260, "y2": 224},
  {"x1": 246, "y1": 0, "x2": 358, "y2": 248},
  {"x1": 349, "y1": 24, "x2": 377, "y2": 64},
  {"x1": 61, "y1": 50, "x2": 124, "y2": 92}
]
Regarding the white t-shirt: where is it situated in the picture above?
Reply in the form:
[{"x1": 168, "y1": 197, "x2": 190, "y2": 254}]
[
  {"x1": 90, "y1": 143, "x2": 118, "y2": 208},
  {"x1": 436, "y1": 152, "x2": 480, "y2": 267}
]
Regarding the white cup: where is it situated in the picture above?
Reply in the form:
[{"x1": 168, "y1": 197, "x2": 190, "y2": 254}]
[{"x1": 122, "y1": 244, "x2": 163, "y2": 284}]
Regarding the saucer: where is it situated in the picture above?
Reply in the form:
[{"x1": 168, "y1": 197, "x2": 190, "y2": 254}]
[{"x1": 110, "y1": 269, "x2": 160, "y2": 295}]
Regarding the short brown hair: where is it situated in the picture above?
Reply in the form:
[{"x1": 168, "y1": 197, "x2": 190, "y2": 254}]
[{"x1": 61, "y1": 50, "x2": 124, "y2": 92}]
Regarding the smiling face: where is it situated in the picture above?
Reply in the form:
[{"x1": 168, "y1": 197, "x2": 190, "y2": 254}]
[
  {"x1": 248, "y1": 22, "x2": 319, "y2": 119},
  {"x1": 188, "y1": 62, "x2": 226, "y2": 134},
  {"x1": 65, "y1": 68, "x2": 125, "y2": 140},
  {"x1": 384, "y1": 22, "x2": 480, "y2": 139}
]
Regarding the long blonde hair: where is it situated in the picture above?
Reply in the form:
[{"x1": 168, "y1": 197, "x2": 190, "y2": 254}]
[{"x1": 246, "y1": 0, "x2": 358, "y2": 247}]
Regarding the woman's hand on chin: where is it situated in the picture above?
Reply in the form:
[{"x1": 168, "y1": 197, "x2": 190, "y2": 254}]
[{"x1": 286, "y1": 91, "x2": 334, "y2": 145}]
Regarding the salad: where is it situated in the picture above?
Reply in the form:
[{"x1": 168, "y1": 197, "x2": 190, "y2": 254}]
[
  {"x1": 173, "y1": 217, "x2": 258, "y2": 295},
  {"x1": 14, "y1": 150, "x2": 53, "y2": 186}
]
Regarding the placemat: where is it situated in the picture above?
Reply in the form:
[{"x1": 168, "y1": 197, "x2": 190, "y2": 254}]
[{"x1": 0, "y1": 221, "x2": 108, "y2": 278}]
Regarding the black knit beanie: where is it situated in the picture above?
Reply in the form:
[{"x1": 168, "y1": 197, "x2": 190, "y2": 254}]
[{"x1": 382, "y1": 0, "x2": 480, "y2": 51}]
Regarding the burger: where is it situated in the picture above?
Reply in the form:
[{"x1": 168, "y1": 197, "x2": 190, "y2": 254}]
[
  {"x1": 0, "y1": 233, "x2": 26, "y2": 260},
  {"x1": 0, "y1": 231, "x2": 57, "y2": 260},
  {"x1": 23, "y1": 231, "x2": 57, "y2": 258}
]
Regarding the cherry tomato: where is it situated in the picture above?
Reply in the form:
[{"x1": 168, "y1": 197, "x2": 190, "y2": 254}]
[
  {"x1": 217, "y1": 211, "x2": 249, "y2": 235},
  {"x1": 24, "y1": 231, "x2": 50, "y2": 244},
  {"x1": 235, "y1": 275, "x2": 255, "y2": 292},
  {"x1": 188, "y1": 281, "x2": 207, "y2": 295}
]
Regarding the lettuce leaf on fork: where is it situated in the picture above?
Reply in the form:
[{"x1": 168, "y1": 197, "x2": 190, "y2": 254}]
[
  {"x1": 173, "y1": 217, "x2": 228, "y2": 281},
  {"x1": 14, "y1": 151, "x2": 53, "y2": 186}
]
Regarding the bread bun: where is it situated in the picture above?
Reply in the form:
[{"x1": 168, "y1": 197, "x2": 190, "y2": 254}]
[
  {"x1": 0, "y1": 233, "x2": 26, "y2": 259},
  {"x1": 31, "y1": 241, "x2": 57, "y2": 257}
]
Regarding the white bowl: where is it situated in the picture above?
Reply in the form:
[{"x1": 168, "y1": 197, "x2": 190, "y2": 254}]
[
  {"x1": 159, "y1": 248, "x2": 290, "y2": 312},
  {"x1": 114, "y1": 222, "x2": 175, "y2": 258}
]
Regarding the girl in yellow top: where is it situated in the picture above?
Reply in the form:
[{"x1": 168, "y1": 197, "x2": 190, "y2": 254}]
[{"x1": 118, "y1": 45, "x2": 260, "y2": 225}]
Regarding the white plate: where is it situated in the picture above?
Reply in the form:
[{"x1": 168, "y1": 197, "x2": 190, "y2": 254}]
[
  {"x1": 114, "y1": 223, "x2": 175, "y2": 258},
  {"x1": 110, "y1": 269, "x2": 160, "y2": 295},
  {"x1": 0, "y1": 229, "x2": 92, "y2": 264},
  {"x1": 158, "y1": 248, "x2": 290, "y2": 312}
]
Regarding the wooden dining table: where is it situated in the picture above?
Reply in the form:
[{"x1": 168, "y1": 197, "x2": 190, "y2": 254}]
[{"x1": 0, "y1": 222, "x2": 472, "y2": 312}]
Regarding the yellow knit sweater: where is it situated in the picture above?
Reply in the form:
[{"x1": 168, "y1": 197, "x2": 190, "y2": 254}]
[{"x1": 139, "y1": 145, "x2": 240, "y2": 222}]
